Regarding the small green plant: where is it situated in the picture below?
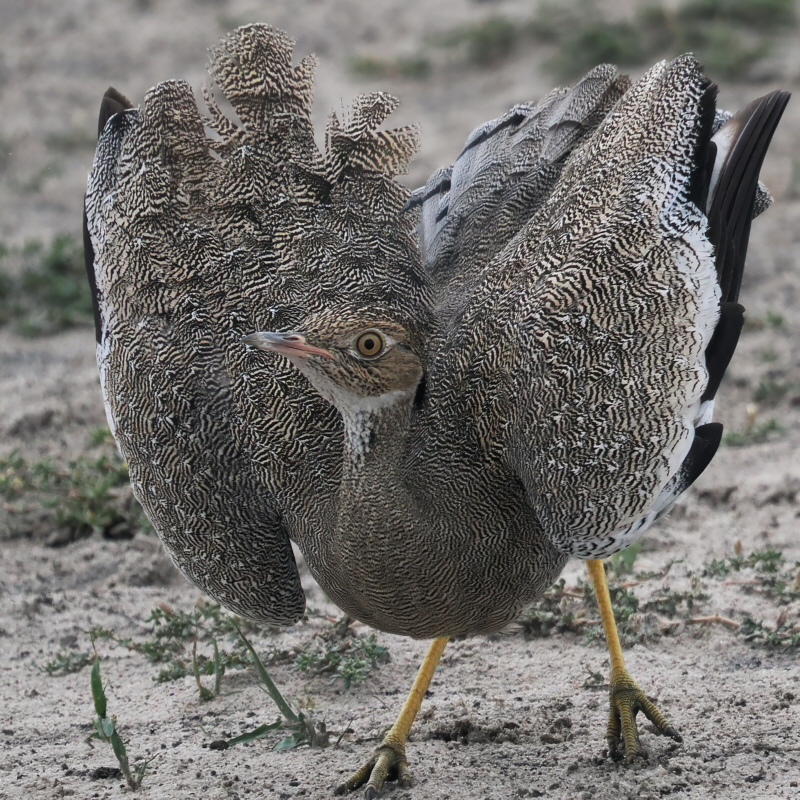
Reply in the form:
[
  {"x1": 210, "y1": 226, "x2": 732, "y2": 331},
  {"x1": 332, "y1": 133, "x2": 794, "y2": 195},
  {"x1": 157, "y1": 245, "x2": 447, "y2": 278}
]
[
  {"x1": 0, "y1": 234, "x2": 94, "y2": 336},
  {"x1": 743, "y1": 315, "x2": 766, "y2": 332},
  {"x1": 678, "y1": 0, "x2": 794, "y2": 31},
  {"x1": 44, "y1": 129, "x2": 97, "y2": 151},
  {"x1": 349, "y1": 55, "x2": 431, "y2": 80},
  {"x1": 739, "y1": 617, "x2": 800, "y2": 651},
  {"x1": 607, "y1": 540, "x2": 643, "y2": 578},
  {"x1": 642, "y1": 586, "x2": 710, "y2": 616},
  {"x1": 679, "y1": 21, "x2": 770, "y2": 79},
  {"x1": 752, "y1": 379, "x2": 791, "y2": 406},
  {"x1": 758, "y1": 349, "x2": 779, "y2": 363},
  {"x1": 437, "y1": 16, "x2": 520, "y2": 66},
  {"x1": 0, "y1": 428, "x2": 154, "y2": 542},
  {"x1": 527, "y1": 1, "x2": 578, "y2": 42},
  {"x1": 699, "y1": 548, "x2": 800, "y2": 651},
  {"x1": 43, "y1": 649, "x2": 95, "y2": 675},
  {"x1": 89, "y1": 602, "x2": 256, "y2": 686},
  {"x1": 723, "y1": 418, "x2": 783, "y2": 447},
  {"x1": 703, "y1": 547, "x2": 784, "y2": 576},
  {"x1": 294, "y1": 632, "x2": 388, "y2": 689},
  {"x1": 603, "y1": 585, "x2": 641, "y2": 647},
  {"x1": 90, "y1": 657, "x2": 150, "y2": 790},
  {"x1": 226, "y1": 628, "x2": 329, "y2": 751},
  {"x1": 704, "y1": 548, "x2": 800, "y2": 604},
  {"x1": 548, "y1": 21, "x2": 644, "y2": 79},
  {"x1": 766, "y1": 310, "x2": 785, "y2": 329},
  {"x1": 0, "y1": 443, "x2": 144, "y2": 541},
  {"x1": 19, "y1": 160, "x2": 64, "y2": 194},
  {"x1": 518, "y1": 579, "x2": 594, "y2": 639}
]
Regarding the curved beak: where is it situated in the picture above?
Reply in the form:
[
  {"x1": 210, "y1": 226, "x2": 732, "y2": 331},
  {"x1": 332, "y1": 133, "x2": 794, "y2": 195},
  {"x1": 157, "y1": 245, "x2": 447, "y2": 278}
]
[{"x1": 241, "y1": 331, "x2": 334, "y2": 360}]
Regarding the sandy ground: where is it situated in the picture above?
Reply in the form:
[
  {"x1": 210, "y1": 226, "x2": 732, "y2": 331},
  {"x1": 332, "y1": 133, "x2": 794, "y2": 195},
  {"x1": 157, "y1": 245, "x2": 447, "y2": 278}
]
[{"x1": 1, "y1": 1, "x2": 799, "y2": 799}]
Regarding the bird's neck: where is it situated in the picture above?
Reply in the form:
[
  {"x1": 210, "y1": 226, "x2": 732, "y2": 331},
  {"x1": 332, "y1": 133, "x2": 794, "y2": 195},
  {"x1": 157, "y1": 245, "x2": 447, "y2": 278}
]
[{"x1": 339, "y1": 390, "x2": 414, "y2": 478}]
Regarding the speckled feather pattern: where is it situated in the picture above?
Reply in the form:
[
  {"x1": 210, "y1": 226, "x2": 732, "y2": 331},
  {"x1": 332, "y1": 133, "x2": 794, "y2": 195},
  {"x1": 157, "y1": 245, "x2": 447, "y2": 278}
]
[
  {"x1": 86, "y1": 26, "x2": 428, "y2": 626},
  {"x1": 416, "y1": 57, "x2": 733, "y2": 559},
  {"x1": 87, "y1": 28, "x2": 784, "y2": 639}
]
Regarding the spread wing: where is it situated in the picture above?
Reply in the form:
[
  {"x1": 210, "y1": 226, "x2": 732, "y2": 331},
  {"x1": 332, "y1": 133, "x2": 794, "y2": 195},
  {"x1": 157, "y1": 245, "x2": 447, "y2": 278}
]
[
  {"x1": 417, "y1": 56, "x2": 787, "y2": 558},
  {"x1": 408, "y1": 65, "x2": 630, "y2": 322},
  {"x1": 84, "y1": 25, "x2": 427, "y2": 623}
]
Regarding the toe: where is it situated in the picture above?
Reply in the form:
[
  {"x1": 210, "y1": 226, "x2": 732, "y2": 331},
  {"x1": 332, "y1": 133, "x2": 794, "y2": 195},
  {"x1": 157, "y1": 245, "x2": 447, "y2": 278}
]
[
  {"x1": 638, "y1": 694, "x2": 681, "y2": 743},
  {"x1": 606, "y1": 702, "x2": 623, "y2": 759},
  {"x1": 617, "y1": 700, "x2": 643, "y2": 762}
]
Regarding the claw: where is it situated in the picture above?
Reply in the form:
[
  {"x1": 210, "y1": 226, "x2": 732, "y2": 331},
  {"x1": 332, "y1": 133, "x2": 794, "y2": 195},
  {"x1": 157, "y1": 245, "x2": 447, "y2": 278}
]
[
  {"x1": 606, "y1": 665, "x2": 681, "y2": 762},
  {"x1": 335, "y1": 740, "x2": 411, "y2": 798}
]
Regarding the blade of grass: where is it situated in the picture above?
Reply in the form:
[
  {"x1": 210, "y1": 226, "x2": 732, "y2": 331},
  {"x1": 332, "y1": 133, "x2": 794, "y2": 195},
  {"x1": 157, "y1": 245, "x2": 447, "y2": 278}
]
[
  {"x1": 225, "y1": 719, "x2": 283, "y2": 747},
  {"x1": 213, "y1": 640, "x2": 223, "y2": 697},
  {"x1": 234, "y1": 625, "x2": 298, "y2": 722},
  {"x1": 90, "y1": 657, "x2": 106, "y2": 718},
  {"x1": 90, "y1": 656, "x2": 146, "y2": 790}
]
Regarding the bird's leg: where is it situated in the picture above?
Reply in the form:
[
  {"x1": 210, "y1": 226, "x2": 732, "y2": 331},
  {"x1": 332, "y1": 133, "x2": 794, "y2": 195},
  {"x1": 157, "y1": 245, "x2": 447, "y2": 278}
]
[
  {"x1": 335, "y1": 636, "x2": 448, "y2": 799},
  {"x1": 586, "y1": 559, "x2": 682, "y2": 761}
]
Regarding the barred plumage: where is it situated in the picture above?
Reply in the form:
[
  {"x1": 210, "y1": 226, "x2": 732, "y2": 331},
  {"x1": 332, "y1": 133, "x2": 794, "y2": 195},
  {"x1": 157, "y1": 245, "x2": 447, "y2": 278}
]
[
  {"x1": 85, "y1": 25, "x2": 788, "y2": 793},
  {"x1": 85, "y1": 25, "x2": 428, "y2": 626},
  {"x1": 86, "y1": 25, "x2": 787, "y2": 635}
]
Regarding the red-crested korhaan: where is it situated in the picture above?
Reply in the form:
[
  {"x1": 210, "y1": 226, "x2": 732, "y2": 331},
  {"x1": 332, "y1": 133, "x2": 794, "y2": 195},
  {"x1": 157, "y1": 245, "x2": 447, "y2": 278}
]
[{"x1": 84, "y1": 25, "x2": 788, "y2": 799}]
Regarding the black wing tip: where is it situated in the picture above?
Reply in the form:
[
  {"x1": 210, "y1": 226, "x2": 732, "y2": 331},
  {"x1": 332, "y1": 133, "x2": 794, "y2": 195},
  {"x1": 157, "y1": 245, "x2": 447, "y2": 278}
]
[
  {"x1": 98, "y1": 87, "x2": 134, "y2": 138},
  {"x1": 701, "y1": 302, "x2": 745, "y2": 403},
  {"x1": 86, "y1": 87, "x2": 133, "y2": 343},
  {"x1": 709, "y1": 88, "x2": 789, "y2": 303},
  {"x1": 82, "y1": 206, "x2": 103, "y2": 345},
  {"x1": 676, "y1": 422, "x2": 724, "y2": 494},
  {"x1": 687, "y1": 78, "x2": 719, "y2": 213}
]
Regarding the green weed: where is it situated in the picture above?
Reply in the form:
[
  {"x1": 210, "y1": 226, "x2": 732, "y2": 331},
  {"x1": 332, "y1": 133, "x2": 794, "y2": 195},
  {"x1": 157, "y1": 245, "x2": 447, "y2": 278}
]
[
  {"x1": 680, "y1": 22, "x2": 770, "y2": 79},
  {"x1": 678, "y1": 0, "x2": 794, "y2": 31},
  {"x1": 349, "y1": 54, "x2": 431, "y2": 80},
  {"x1": 607, "y1": 540, "x2": 643, "y2": 578},
  {"x1": 548, "y1": 21, "x2": 644, "y2": 79},
  {"x1": 743, "y1": 315, "x2": 767, "y2": 332},
  {"x1": 739, "y1": 617, "x2": 800, "y2": 651},
  {"x1": 642, "y1": 586, "x2": 710, "y2": 616},
  {"x1": 19, "y1": 159, "x2": 63, "y2": 194},
  {"x1": 766, "y1": 310, "x2": 785, "y2": 329},
  {"x1": 758, "y1": 349, "x2": 779, "y2": 363},
  {"x1": 437, "y1": 16, "x2": 520, "y2": 66},
  {"x1": 701, "y1": 548, "x2": 778, "y2": 578},
  {"x1": 0, "y1": 442, "x2": 145, "y2": 541},
  {"x1": 723, "y1": 418, "x2": 783, "y2": 447},
  {"x1": 752, "y1": 379, "x2": 791, "y2": 406},
  {"x1": 518, "y1": 578, "x2": 595, "y2": 639},
  {"x1": 44, "y1": 129, "x2": 97, "y2": 151},
  {"x1": 425, "y1": 0, "x2": 788, "y2": 81},
  {"x1": 704, "y1": 548, "x2": 800, "y2": 603},
  {"x1": 603, "y1": 585, "x2": 641, "y2": 647},
  {"x1": 294, "y1": 632, "x2": 388, "y2": 690},
  {"x1": 527, "y1": 2, "x2": 578, "y2": 42},
  {"x1": 90, "y1": 657, "x2": 151, "y2": 790},
  {"x1": 227, "y1": 628, "x2": 329, "y2": 751},
  {"x1": 89, "y1": 602, "x2": 256, "y2": 687},
  {"x1": 0, "y1": 234, "x2": 94, "y2": 336},
  {"x1": 43, "y1": 650, "x2": 95, "y2": 675}
]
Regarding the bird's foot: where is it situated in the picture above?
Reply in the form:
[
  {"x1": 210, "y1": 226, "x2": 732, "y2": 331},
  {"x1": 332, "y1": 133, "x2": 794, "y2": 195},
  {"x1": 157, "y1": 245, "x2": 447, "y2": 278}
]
[
  {"x1": 607, "y1": 665, "x2": 682, "y2": 762},
  {"x1": 334, "y1": 735, "x2": 410, "y2": 799}
]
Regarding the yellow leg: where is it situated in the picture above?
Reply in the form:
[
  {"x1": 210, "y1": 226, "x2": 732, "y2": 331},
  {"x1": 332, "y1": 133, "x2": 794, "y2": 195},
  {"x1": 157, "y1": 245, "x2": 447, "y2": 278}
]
[
  {"x1": 336, "y1": 636, "x2": 448, "y2": 798},
  {"x1": 587, "y1": 559, "x2": 682, "y2": 761}
]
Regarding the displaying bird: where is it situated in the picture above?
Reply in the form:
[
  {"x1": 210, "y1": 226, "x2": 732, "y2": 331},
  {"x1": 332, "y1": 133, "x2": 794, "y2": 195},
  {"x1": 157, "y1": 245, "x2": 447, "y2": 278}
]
[{"x1": 84, "y1": 24, "x2": 788, "y2": 799}]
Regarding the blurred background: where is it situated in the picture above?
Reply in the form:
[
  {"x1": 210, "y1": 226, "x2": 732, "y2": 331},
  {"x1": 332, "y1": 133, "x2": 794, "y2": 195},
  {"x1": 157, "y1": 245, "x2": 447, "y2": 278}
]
[
  {"x1": 0, "y1": 0, "x2": 797, "y2": 544},
  {"x1": 1, "y1": 5, "x2": 798, "y2": 798}
]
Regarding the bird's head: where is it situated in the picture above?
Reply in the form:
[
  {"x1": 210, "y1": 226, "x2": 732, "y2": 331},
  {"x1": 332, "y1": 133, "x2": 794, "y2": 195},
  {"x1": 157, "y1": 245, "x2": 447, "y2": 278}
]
[{"x1": 243, "y1": 308, "x2": 424, "y2": 415}]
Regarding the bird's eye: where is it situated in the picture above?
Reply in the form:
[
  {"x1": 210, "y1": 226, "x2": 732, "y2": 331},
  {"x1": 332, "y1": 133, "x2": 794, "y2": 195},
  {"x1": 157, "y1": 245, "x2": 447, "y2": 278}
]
[{"x1": 354, "y1": 330, "x2": 385, "y2": 358}]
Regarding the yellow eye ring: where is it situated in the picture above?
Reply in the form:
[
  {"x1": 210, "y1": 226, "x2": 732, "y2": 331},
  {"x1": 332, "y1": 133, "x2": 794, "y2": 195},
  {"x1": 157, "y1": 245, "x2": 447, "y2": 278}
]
[{"x1": 355, "y1": 330, "x2": 385, "y2": 358}]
